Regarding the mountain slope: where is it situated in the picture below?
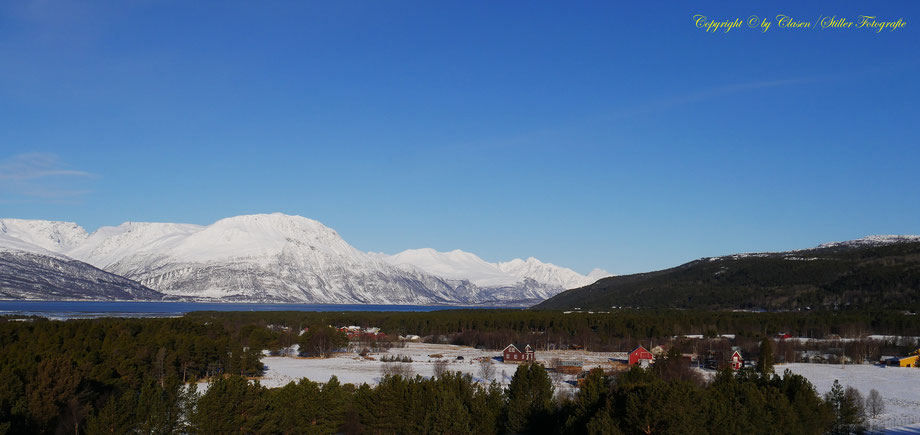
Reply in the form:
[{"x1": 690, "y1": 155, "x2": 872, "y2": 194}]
[
  {"x1": 0, "y1": 219, "x2": 88, "y2": 252},
  {"x1": 535, "y1": 237, "x2": 920, "y2": 311},
  {"x1": 0, "y1": 234, "x2": 164, "y2": 301},
  {"x1": 64, "y1": 222, "x2": 204, "y2": 270}
]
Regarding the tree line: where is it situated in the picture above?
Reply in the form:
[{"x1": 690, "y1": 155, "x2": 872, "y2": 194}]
[
  {"x1": 0, "y1": 311, "x2": 905, "y2": 433},
  {"x1": 0, "y1": 316, "x2": 267, "y2": 433},
  {"x1": 188, "y1": 308, "x2": 920, "y2": 350},
  {"x1": 87, "y1": 360, "x2": 848, "y2": 434}
]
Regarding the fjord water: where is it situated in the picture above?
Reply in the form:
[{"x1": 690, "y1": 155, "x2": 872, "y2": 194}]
[{"x1": 0, "y1": 301, "x2": 497, "y2": 319}]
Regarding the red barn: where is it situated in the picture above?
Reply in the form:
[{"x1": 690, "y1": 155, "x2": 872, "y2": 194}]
[
  {"x1": 502, "y1": 344, "x2": 535, "y2": 363},
  {"x1": 628, "y1": 346, "x2": 654, "y2": 366}
]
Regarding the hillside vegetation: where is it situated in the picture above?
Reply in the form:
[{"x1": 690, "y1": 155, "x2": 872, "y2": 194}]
[{"x1": 535, "y1": 242, "x2": 920, "y2": 311}]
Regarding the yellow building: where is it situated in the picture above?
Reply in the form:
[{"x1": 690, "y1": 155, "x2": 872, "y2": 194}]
[{"x1": 888, "y1": 350, "x2": 920, "y2": 367}]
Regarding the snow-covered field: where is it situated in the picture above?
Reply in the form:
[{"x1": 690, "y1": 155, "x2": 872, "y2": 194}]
[
  {"x1": 785, "y1": 335, "x2": 920, "y2": 346},
  {"x1": 259, "y1": 343, "x2": 504, "y2": 388},
  {"x1": 781, "y1": 363, "x2": 920, "y2": 432},
  {"x1": 250, "y1": 344, "x2": 920, "y2": 431},
  {"x1": 259, "y1": 343, "x2": 577, "y2": 388},
  {"x1": 255, "y1": 343, "x2": 626, "y2": 392}
]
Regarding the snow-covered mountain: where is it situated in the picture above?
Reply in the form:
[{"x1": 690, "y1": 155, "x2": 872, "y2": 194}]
[
  {"x1": 379, "y1": 248, "x2": 609, "y2": 303},
  {"x1": 0, "y1": 219, "x2": 88, "y2": 252},
  {"x1": 497, "y1": 257, "x2": 604, "y2": 289},
  {"x1": 382, "y1": 248, "x2": 522, "y2": 287},
  {"x1": 60, "y1": 214, "x2": 465, "y2": 304},
  {"x1": 0, "y1": 233, "x2": 163, "y2": 301},
  {"x1": 0, "y1": 213, "x2": 609, "y2": 305},
  {"x1": 381, "y1": 249, "x2": 607, "y2": 293}
]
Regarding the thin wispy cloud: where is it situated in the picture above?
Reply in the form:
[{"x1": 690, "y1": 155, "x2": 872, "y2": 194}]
[
  {"x1": 432, "y1": 75, "x2": 818, "y2": 156},
  {"x1": 614, "y1": 77, "x2": 816, "y2": 117},
  {"x1": 0, "y1": 153, "x2": 96, "y2": 203}
]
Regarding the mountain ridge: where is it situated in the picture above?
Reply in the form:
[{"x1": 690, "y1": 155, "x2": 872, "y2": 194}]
[{"x1": 1, "y1": 213, "x2": 606, "y2": 305}]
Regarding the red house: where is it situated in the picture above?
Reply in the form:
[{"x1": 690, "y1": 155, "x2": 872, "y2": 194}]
[
  {"x1": 730, "y1": 350, "x2": 744, "y2": 370},
  {"x1": 502, "y1": 344, "x2": 535, "y2": 363},
  {"x1": 628, "y1": 346, "x2": 654, "y2": 366}
]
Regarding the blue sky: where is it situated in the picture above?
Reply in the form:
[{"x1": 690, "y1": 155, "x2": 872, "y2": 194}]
[{"x1": 1, "y1": 1, "x2": 918, "y2": 275}]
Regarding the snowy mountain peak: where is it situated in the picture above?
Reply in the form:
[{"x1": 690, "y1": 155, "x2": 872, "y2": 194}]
[
  {"x1": 384, "y1": 248, "x2": 521, "y2": 287},
  {"x1": 586, "y1": 268, "x2": 612, "y2": 281},
  {"x1": 211, "y1": 213, "x2": 335, "y2": 235},
  {"x1": 0, "y1": 219, "x2": 88, "y2": 253},
  {"x1": 383, "y1": 249, "x2": 607, "y2": 290},
  {"x1": 497, "y1": 257, "x2": 601, "y2": 289}
]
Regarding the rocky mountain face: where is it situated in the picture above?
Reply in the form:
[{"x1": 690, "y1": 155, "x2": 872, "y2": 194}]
[{"x1": 0, "y1": 233, "x2": 163, "y2": 301}]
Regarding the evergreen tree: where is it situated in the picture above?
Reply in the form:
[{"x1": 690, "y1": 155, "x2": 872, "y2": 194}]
[
  {"x1": 25, "y1": 355, "x2": 84, "y2": 432},
  {"x1": 584, "y1": 403, "x2": 623, "y2": 435},
  {"x1": 505, "y1": 363, "x2": 555, "y2": 434},
  {"x1": 825, "y1": 380, "x2": 867, "y2": 434},
  {"x1": 190, "y1": 376, "x2": 269, "y2": 434},
  {"x1": 619, "y1": 373, "x2": 705, "y2": 435},
  {"x1": 565, "y1": 368, "x2": 609, "y2": 433},
  {"x1": 84, "y1": 394, "x2": 136, "y2": 434},
  {"x1": 266, "y1": 378, "x2": 322, "y2": 433},
  {"x1": 469, "y1": 381, "x2": 505, "y2": 435},
  {"x1": 316, "y1": 376, "x2": 349, "y2": 433},
  {"x1": 771, "y1": 369, "x2": 834, "y2": 433},
  {"x1": 757, "y1": 338, "x2": 775, "y2": 377},
  {"x1": 704, "y1": 368, "x2": 773, "y2": 434},
  {"x1": 354, "y1": 376, "x2": 410, "y2": 433}
]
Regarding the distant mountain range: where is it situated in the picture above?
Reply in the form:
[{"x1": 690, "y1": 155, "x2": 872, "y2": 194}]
[
  {"x1": 0, "y1": 214, "x2": 609, "y2": 305},
  {"x1": 534, "y1": 235, "x2": 920, "y2": 311}
]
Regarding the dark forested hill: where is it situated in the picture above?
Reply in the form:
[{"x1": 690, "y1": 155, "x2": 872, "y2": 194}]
[{"x1": 534, "y1": 240, "x2": 920, "y2": 311}]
